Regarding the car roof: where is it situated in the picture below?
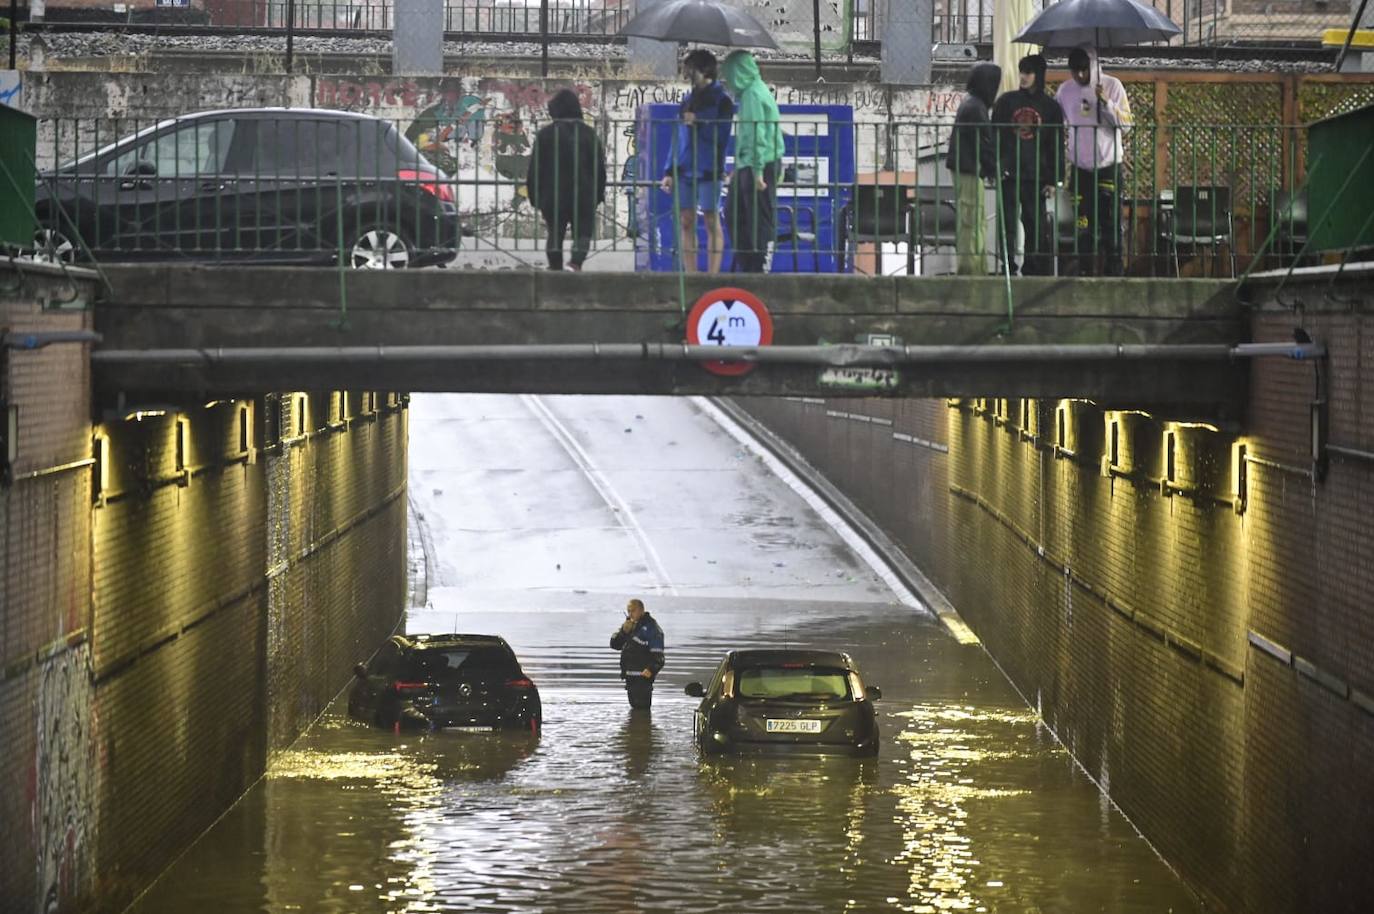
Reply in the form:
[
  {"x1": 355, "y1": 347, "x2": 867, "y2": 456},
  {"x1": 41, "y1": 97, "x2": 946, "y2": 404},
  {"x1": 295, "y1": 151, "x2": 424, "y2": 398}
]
[
  {"x1": 729, "y1": 649, "x2": 856, "y2": 669},
  {"x1": 396, "y1": 633, "x2": 513, "y2": 651}
]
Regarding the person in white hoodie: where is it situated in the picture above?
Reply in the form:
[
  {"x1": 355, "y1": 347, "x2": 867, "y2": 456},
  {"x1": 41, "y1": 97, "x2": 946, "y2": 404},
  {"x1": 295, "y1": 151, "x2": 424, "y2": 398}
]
[{"x1": 1055, "y1": 45, "x2": 1133, "y2": 276}]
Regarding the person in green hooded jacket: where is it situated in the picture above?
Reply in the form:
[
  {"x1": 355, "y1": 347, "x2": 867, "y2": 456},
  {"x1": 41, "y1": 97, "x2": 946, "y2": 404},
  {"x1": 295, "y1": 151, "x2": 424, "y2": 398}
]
[{"x1": 722, "y1": 50, "x2": 785, "y2": 273}]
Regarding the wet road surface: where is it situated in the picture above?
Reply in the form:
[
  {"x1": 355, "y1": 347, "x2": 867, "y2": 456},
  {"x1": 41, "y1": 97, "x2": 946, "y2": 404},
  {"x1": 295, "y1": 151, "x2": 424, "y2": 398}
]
[{"x1": 128, "y1": 395, "x2": 1201, "y2": 914}]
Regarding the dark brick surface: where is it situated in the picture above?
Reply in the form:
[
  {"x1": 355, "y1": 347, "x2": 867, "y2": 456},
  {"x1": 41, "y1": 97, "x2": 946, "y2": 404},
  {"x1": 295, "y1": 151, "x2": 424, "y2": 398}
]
[{"x1": 737, "y1": 292, "x2": 1374, "y2": 914}]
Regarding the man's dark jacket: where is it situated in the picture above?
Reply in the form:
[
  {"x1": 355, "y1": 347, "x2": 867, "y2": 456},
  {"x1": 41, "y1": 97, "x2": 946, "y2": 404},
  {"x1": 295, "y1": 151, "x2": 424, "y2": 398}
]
[
  {"x1": 526, "y1": 89, "x2": 607, "y2": 221},
  {"x1": 945, "y1": 62, "x2": 1002, "y2": 181},
  {"x1": 610, "y1": 613, "x2": 666, "y2": 679},
  {"x1": 991, "y1": 80, "x2": 1065, "y2": 187}
]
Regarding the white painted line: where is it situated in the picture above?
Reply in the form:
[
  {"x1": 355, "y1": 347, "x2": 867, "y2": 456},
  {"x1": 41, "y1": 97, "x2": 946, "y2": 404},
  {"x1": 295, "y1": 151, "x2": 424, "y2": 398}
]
[
  {"x1": 521, "y1": 395, "x2": 679, "y2": 597},
  {"x1": 692, "y1": 396, "x2": 930, "y2": 618}
]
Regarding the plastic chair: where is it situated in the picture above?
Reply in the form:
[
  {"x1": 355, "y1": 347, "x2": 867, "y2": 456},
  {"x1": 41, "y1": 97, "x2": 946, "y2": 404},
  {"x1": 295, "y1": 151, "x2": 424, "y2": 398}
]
[
  {"x1": 906, "y1": 186, "x2": 958, "y2": 275},
  {"x1": 1271, "y1": 188, "x2": 1309, "y2": 265},
  {"x1": 838, "y1": 183, "x2": 913, "y2": 273},
  {"x1": 1162, "y1": 185, "x2": 1236, "y2": 277}
]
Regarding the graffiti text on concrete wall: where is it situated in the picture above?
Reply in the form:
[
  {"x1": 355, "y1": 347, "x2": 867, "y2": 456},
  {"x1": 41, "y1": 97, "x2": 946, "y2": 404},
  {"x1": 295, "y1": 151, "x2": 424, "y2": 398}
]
[{"x1": 30, "y1": 647, "x2": 94, "y2": 913}]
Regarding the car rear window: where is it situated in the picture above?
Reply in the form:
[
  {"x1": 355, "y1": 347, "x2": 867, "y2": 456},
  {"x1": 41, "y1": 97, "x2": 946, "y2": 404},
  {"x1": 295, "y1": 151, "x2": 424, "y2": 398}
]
[
  {"x1": 250, "y1": 117, "x2": 391, "y2": 177},
  {"x1": 407, "y1": 646, "x2": 517, "y2": 680},
  {"x1": 736, "y1": 666, "x2": 852, "y2": 701}
]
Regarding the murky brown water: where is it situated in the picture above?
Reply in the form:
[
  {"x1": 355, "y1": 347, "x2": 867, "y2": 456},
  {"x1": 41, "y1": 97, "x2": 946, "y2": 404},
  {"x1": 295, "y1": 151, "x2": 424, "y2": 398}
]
[{"x1": 128, "y1": 596, "x2": 1201, "y2": 914}]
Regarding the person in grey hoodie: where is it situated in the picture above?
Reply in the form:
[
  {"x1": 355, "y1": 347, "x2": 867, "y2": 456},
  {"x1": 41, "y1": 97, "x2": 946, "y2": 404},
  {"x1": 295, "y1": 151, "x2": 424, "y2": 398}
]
[{"x1": 944, "y1": 62, "x2": 1001, "y2": 275}]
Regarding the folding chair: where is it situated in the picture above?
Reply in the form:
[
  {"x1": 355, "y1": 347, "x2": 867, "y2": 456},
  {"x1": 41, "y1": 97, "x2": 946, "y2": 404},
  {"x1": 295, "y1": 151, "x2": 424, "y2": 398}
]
[
  {"x1": 907, "y1": 186, "x2": 958, "y2": 275},
  {"x1": 1162, "y1": 185, "x2": 1236, "y2": 277},
  {"x1": 838, "y1": 183, "x2": 913, "y2": 273}
]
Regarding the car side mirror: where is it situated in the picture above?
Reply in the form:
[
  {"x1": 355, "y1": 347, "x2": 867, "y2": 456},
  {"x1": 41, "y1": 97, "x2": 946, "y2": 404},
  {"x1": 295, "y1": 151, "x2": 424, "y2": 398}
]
[
  {"x1": 865, "y1": 685, "x2": 882, "y2": 701},
  {"x1": 684, "y1": 682, "x2": 705, "y2": 698},
  {"x1": 353, "y1": 663, "x2": 368, "y2": 679}
]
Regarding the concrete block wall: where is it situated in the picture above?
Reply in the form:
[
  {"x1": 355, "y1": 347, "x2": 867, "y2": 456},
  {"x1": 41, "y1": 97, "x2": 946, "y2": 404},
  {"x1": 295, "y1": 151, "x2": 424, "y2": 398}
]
[
  {"x1": 2, "y1": 262, "x2": 410, "y2": 914},
  {"x1": 736, "y1": 290, "x2": 1374, "y2": 913},
  {"x1": 0, "y1": 269, "x2": 98, "y2": 913}
]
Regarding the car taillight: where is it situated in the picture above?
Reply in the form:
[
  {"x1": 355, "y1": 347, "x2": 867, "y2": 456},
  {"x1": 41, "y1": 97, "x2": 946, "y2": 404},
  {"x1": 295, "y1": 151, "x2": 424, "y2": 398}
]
[
  {"x1": 394, "y1": 680, "x2": 429, "y2": 693},
  {"x1": 397, "y1": 169, "x2": 454, "y2": 203},
  {"x1": 506, "y1": 677, "x2": 534, "y2": 690}
]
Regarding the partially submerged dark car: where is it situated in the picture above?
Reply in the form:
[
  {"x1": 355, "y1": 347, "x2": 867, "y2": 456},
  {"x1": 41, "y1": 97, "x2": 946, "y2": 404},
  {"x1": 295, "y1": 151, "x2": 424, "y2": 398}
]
[
  {"x1": 348, "y1": 634, "x2": 541, "y2": 734},
  {"x1": 685, "y1": 649, "x2": 882, "y2": 757},
  {"x1": 26, "y1": 107, "x2": 460, "y2": 268}
]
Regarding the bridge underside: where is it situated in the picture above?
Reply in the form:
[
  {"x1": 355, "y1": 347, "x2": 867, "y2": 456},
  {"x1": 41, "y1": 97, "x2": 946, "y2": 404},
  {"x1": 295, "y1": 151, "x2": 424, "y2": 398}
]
[{"x1": 91, "y1": 266, "x2": 1246, "y2": 412}]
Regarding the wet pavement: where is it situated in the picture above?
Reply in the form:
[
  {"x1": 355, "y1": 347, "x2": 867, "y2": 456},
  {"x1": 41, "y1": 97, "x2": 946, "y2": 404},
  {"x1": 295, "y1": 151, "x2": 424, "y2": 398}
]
[{"x1": 128, "y1": 395, "x2": 1201, "y2": 914}]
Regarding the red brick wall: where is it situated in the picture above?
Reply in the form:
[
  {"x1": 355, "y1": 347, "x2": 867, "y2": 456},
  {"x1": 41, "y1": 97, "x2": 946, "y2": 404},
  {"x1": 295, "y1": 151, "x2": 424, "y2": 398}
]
[
  {"x1": 2, "y1": 271, "x2": 409, "y2": 914},
  {"x1": 0, "y1": 272, "x2": 97, "y2": 913},
  {"x1": 736, "y1": 288, "x2": 1374, "y2": 913}
]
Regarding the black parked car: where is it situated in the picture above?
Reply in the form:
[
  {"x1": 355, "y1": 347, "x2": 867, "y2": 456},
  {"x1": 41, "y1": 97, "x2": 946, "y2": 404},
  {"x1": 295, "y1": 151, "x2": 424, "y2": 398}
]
[
  {"x1": 348, "y1": 634, "x2": 542, "y2": 733},
  {"x1": 26, "y1": 108, "x2": 459, "y2": 268},
  {"x1": 684, "y1": 649, "x2": 881, "y2": 757}
]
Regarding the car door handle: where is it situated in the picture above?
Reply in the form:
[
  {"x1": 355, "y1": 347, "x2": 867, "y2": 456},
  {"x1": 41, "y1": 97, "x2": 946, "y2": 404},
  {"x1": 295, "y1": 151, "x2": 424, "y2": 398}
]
[{"x1": 199, "y1": 181, "x2": 227, "y2": 191}]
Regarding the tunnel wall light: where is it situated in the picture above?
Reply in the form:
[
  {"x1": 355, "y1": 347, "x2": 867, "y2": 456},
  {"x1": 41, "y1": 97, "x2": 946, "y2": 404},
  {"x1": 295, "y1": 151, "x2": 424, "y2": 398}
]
[
  {"x1": 93, "y1": 433, "x2": 109, "y2": 505},
  {"x1": 1161, "y1": 430, "x2": 1178, "y2": 495},
  {"x1": 1102, "y1": 415, "x2": 1121, "y2": 477},
  {"x1": 296, "y1": 394, "x2": 307, "y2": 438},
  {"x1": 1054, "y1": 402, "x2": 1071, "y2": 457},
  {"x1": 1232, "y1": 441, "x2": 1248, "y2": 515},
  {"x1": 239, "y1": 404, "x2": 252, "y2": 459},
  {"x1": 175, "y1": 416, "x2": 190, "y2": 486}
]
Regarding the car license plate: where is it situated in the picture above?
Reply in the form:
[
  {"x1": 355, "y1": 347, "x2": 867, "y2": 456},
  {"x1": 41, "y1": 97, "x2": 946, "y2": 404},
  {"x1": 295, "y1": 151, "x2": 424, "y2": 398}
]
[{"x1": 766, "y1": 718, "x2": 822, "y2": 734}]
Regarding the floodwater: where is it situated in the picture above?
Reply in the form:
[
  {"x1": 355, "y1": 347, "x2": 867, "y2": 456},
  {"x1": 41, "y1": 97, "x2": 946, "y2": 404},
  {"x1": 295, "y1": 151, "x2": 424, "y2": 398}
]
[{"x1": 128, "y1": 395, "x2": 1201, "y2": 914}]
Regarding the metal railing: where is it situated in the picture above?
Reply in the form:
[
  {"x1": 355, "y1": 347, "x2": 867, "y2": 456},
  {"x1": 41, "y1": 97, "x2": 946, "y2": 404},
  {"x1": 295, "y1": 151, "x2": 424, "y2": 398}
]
[
  {"x1": 17, "y1": 113, "x2": 1325, "y2": 279},
  {"x1": 23, "y1": 0, "x2": 1350, "y2": 48}
]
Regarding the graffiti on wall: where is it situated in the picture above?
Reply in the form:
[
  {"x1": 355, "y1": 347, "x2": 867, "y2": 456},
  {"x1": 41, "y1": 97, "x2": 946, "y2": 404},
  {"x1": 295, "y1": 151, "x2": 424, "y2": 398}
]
[{"x1": 29, "y1": 646, "x2": 95, "y2": 913}]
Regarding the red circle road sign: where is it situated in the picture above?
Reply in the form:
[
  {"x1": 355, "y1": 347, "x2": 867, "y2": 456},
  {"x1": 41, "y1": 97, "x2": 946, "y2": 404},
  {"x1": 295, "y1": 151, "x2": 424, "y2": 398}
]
[{"x1": 685, "y1": 287, "x2": 774, "y2": 377}]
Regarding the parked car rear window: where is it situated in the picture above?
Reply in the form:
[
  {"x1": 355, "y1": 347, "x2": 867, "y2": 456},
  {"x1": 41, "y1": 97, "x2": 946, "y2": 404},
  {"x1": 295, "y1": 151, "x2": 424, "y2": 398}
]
[
  {"x1": 250, "y1": 117, "x2": 391, "y2": 177},
  {"x1": 736, "y1": 666, "x2": 852, "y2": 701},
  {"x1": 407, "y1": 646, "x2": 518, "y2": 680}
]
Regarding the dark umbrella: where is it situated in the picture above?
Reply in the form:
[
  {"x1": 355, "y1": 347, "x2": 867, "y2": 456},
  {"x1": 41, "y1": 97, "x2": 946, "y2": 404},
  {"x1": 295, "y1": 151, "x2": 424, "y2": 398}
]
[
  {"x1": 1013, "y1": 0, "x2": 1181, "y2": 47},
  {"x1": 617, "y1": 0, "x2": 780, "y2": 50}
]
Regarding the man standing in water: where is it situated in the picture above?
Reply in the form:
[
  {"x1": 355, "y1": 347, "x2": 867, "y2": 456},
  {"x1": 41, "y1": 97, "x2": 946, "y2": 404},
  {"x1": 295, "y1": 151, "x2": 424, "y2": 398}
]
[{"x1": 610, "y1": 598, "x2": 665, "y2": 710}]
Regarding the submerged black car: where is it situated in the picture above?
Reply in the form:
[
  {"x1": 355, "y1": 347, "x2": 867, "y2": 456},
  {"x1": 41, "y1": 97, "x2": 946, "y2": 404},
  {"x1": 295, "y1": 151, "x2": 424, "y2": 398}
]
[
  {"x1": 26, "y1": 107, "x2": 459, "y2": 268},
  {"x1": 685, "y1": 649, "x2": 882, "y2": 757},
  {"x1": 348, "y1": 634, "x2": 542, "y2": 733}
]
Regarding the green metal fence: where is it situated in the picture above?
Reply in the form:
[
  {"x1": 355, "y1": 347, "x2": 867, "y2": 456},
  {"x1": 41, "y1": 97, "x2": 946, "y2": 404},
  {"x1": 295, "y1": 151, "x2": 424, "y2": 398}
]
[{"x1": 13, "y1": 112, "x2": 1332, "y2": 278}]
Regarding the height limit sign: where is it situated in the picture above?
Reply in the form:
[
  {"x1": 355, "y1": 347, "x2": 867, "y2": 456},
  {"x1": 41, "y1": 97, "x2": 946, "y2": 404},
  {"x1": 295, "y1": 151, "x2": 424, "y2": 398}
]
[{"x1": 685, "y1": 287, "x2": 774, "y2": 377}]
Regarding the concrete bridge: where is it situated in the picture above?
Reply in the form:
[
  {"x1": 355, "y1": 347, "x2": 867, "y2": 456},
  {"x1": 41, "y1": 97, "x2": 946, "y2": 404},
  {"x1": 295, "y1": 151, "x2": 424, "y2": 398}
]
[{"x1": 87, "y1": 265, "x2": 1258, "y2": 412}]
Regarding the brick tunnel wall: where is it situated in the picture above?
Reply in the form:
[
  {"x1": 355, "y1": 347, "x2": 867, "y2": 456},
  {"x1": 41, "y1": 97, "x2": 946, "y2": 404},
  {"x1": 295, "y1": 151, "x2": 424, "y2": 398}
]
[
  {"x1": 1, "y1": 274, "x2": 409, "y2": 914},
  {"x1": 735, "y1": 298, "x2": 1374, "y2": 913}
]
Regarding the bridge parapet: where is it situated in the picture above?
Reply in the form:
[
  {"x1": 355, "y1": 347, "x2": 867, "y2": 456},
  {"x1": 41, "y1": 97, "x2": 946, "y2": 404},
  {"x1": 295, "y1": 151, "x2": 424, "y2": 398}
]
[{"x1": 93, "y1": 265, "x2": 1246, "y2": 407}]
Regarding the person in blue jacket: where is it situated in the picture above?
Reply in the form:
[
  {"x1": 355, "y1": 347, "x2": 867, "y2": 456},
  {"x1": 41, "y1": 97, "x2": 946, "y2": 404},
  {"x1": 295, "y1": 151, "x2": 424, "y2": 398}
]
[
  {"x1": 610, "y1": 598, "x2": 666, "y2": 710},
  {"x1": 659, "y1": 50, "x2": 735, "y2": 273}
]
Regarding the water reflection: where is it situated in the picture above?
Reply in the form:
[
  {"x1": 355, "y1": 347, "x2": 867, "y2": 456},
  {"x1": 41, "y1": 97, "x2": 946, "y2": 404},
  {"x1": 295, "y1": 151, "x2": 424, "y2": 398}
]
[{"x1": 131, "y1": 604, "x2": 1201, "y2": 914}]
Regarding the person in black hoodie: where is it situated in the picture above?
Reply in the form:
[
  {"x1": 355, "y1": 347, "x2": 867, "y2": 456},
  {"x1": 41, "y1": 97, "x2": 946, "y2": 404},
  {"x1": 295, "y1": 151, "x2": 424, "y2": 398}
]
[
  {"x1": 944, "y1": 62, "x2": 1001, "y2": 275},
  {"x1": 526, "y1": 88, "x2": 607, "y2": 271},
  {"x1": 992, "y1": 54, "x2": 1064, "y2": 276}
]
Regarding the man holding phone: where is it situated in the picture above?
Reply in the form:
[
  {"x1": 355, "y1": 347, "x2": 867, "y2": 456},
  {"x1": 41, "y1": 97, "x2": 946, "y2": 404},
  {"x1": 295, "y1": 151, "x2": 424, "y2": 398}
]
[{"x1": 610, "y1": 598, "x2": 666, "y2": 710}]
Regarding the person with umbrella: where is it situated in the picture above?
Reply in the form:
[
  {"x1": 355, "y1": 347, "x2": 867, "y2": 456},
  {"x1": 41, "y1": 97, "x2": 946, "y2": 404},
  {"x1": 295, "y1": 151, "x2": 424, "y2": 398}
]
[
  {"x1": 722, "y1": 49, "x2": 785, "y2": 273},
  {"x1": 1056, "y1": 45, "x2": 1133, "y2": 276},
  {"x1": 660, "y1": 49, "x2": 736, "y2": 274}
]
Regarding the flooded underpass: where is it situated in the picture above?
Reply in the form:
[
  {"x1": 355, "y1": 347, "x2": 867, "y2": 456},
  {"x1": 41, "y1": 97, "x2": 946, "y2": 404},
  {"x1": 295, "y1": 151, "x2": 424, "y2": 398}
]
[{"x1": 128, "y1": 395, "x2": 1201, "y2": 914}]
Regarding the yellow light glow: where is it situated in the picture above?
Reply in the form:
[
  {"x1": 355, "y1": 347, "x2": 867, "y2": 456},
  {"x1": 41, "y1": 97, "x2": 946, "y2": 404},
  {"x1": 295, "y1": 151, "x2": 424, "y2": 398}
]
[
  {"x1": 125, "y1": 409, "x2": 166, "y2": 422},
  {"x1": 1170, "y1": 421, "x2": 1220, "y2": 432}
]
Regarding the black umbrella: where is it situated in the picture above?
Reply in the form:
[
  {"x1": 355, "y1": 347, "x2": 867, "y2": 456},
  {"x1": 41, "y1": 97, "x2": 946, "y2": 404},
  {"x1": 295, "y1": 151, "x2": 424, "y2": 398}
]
[
  {"x1": 617, "y1": 0, "x2": 781, "y2": 50},
  {"x1": 1013, "y1": 0, "x2": 1181, "y2": 47}
]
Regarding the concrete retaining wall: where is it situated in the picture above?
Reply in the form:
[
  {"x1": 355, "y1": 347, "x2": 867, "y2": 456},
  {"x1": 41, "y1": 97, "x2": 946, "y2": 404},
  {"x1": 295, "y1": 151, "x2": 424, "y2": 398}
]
[
  {"x1": 735, "y1": 273, "x2": 1374, "y2": 913},
  {"x1": 0, "y1": 265, "x2": 407, "y2": 914}
]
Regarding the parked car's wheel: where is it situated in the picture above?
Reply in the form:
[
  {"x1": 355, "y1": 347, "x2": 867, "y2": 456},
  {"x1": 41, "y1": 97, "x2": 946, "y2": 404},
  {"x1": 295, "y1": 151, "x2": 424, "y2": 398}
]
[
  {"x1": 348, "y1": 227, "x2": 413, "y2": 269},
  {"x1": 22, "y1": 229, "x2": 77, "y2": 264}
]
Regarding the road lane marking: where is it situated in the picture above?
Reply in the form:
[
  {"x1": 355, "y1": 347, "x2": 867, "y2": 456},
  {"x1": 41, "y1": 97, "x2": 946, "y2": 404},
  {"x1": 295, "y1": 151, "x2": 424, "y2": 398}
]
[{"x1": 521, "y1": 395, "x2": 679, "y2": 596}]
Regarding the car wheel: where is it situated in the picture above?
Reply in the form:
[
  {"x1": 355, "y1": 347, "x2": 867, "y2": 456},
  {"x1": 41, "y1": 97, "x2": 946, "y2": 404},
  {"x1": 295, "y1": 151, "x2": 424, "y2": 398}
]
[
  {"x1": 22, "y1": 229, "x2": 77, "y2": 264},
  {"x1": 348, "y1": 227, "x2": 413, "y2": 269}
]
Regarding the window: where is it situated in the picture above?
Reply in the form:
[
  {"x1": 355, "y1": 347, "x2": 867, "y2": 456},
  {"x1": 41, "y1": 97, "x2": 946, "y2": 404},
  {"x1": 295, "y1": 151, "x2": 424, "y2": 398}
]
[
  {"x1": 736, "y1": 666, "x2": 852, "y2": 701},
  {"x1": 408, "y1": 646, "x2": 518, "y2": 681},
  {"x1": 105, "y1": 119, "x2": 236, "y2": 178},
  {"x1": 252, "y1": 117, "x2": 388, "y2": 177}
]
